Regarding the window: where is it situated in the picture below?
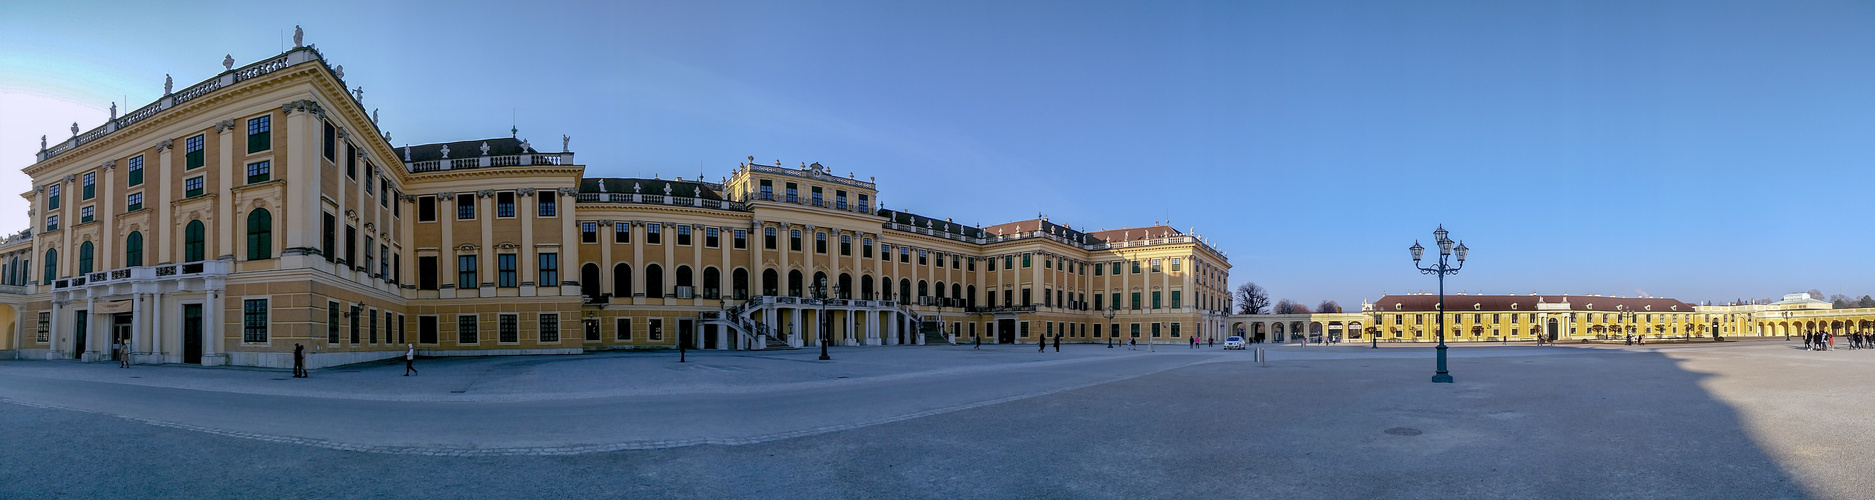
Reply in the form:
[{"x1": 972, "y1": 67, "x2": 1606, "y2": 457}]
[
  {"x1": 539, "y1": 314, "x2": 560, "y2": 342},
  {"x1": 764, "y1": 228, "x2": 776, "y2": 249},
  {"x1": 246, "y1": 209, "x2": 272, "y2": 260},
  {"x1": 901, "y1": 247, "x2": 911, "y2": 263},
  {"x1": 398, "y1": 314, "x2": 406, "y2": 344},
  {"x1": 390, "y1": 252, "x2": 398, "y2": 283},
  {"x1": 369, "y1": 309, "x2": 378, "y2": 343},
  {"x1": 80, "y1": 206, "x2": 93, "y2": 223},
  {"x1": 323, "y1": 121, "x2": 336, "y2": 163},
  {"x1": 328, "y1": 302, "x2": 341, "y2": 343},
  {"x1": 706, "y1": 228, "x2": 720, "y2": 248},
  {"x1": 1094, "y1": 294, "x2": 1104, "y2": 310},
  {"x1": 496, "y1": 192, "x2": 515, "y2": 217},
  {"x1": 815, "y1": 232, "x2": 827, "y2": 254},
  {"x1": 419, "y1": 316, "x2": 438, "y2": 344},
  {"x1": 734, "y1": 229, "x2": 747, "y2": 249},
  {"x1": 82, "y1": 172, "x2": 95, "y2": 199},
  {"x1": 381, "y1": 181, "x2": 390, "y2": 207},
  {"x1": 857, "y1": 194, "x2": 870, "y2": 212},
  {"x1": 458, "y1": 315, "x2": 479, "y2": 344},
  {"x1": 581, "y1": 222, "x2": 597, "y2": 243},
  {"x1": 345, "y1": 143, "x2": 355, "y2": 179},
  {"x1": 1131, "y1": 292, "x2": 1142, "y2": 310},
  {"x1": 790, "y1": 230, "x2": 802, "y2": 251},
  {"x1": 185, "y1": 134, "x2": 205, "y2": 169},
  {"x1": 835, "y1": 190, "x2": 847, "y2": 209},
  {"x1": 862, "y1": 238, "x2": 873, "y2": 258},
  {"x1": 126, "y1": 192, "x2": 142, "y2": 212},
  {"x1": 759, "y1": 180, "x2": 773, "y2": 200},
  {"x1": 538, "y1": 253, "x2": 559, "y2": 286},
  {"x1": 649, "y1": 318, "x2": 664, "y2": 341},
  {"x1": 1112, "y1": 262, "x2": 1122, "y2": 275},
  {"x1": 1151, "y1": 259, "x2": 1162, "y2": 273},
  {"x1": 1171, "y1": 258, "x2": 1182, "y2": 272},
  {"x1": 418, "y1": 256, "x2": 438, "y2": 290},
  {"x1": 184, "y1": 176, "x2": 204, "y2": 197},
  {"x1": 1132, "y1": 261, "x2": 1142, "y2": 274},
  {"x1": 363, "y1": 237, "x2": 374, "y2": 274},
  {"x1": 47, "y1": 184, "x2": 59, "y2": 210},
  {"x1": 1152, "y1": 323, "x2": 1162, "y2": 338},
  {"x1": 124, "y1": 231, "x2": 143, "y2": 267},
  {"x1": 1044, "y1": 258, "x2": 1050, "y2": 269},
  {"x1": 499, "y1": 314, "x2": 519, "y2": 343},
  {"x1": 127, "y1": 155, "x2": 143, "y2": 186},
  {"x1": 617, "y1": 317, "x2": 632, "y2": 340},
  {"x1": 811, "y1": 186, "x2": 823, "y2": 206},
  {"x1": 785, "y1": 182, "x2": 798, "y2": 202},
  {"x1": 538, "y1": 192, "x2": 557, "y2": 216},
  {"x1": 458, "y1": 255, "x2": 478, "y2": 289},
  {"x1": 184, "y1": 220, "x2": 205, "y2": 262},
  {"x1": 78, "y1": 241, "x2": 93, "y2": 274},
  {"x1": 919, "y1": 250, "x2": 928, "y2": 265},
  {"x1": 41, "y1": 249, "x2": 54, "y2": 285},
  {"x1": 1171, "y1": 323, "x2": 1181, "y2": 338},
  {"x1": 1022, "y1": 254, "x2": 1031, "y2": 267},
  {"x1": 1094, "y1": 263, "x2": 1103, "y2": 276},
  {"x1": 967, "y1": 257, "x2": 975, "y2": 271},
  {"x1": 676, "y1": 225, "x2": 692, "y2": 246},
  {"x1": 1170, "y1": 291, "x2": 1181, "y2": 308},
  {"x1": 647, "y1": 224, "x2": 662, "y2": 244},
  {"x1": 418, "y1": 196, "x2": 436, "y2": 221},
  {"x1": 456, "y1": 194, "x2": 475, "y2": 219},
  {"x1": 247, "y1": 115, "x2": 271, "y2": 153},
  {"x1": 348, "y1": 306, "x2": 361, "y2": 343},
  {"x1": 242, "y1": 299, "x2": 268, "y2": 342},
  {"x1": 498, "y1": 253, "x2": 517, "y2": 287},
  {"x1": 839, "y1": 235, "x2": 851, "y2": 255}
]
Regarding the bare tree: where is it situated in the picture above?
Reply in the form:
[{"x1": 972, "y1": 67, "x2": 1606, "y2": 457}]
[
  {"x1": 1316, "y1": 300, "x2": 1341, "y2": 313},
  {"x1": 1807, "y1": 289, "x2": 1824, "y2": 300},
  {"x1": 1274, "y1": 300, "x2": 1310, "y2": 314},
  {"x1": 1236, "y1": 282, "x2": 1271, "y2": 314}
]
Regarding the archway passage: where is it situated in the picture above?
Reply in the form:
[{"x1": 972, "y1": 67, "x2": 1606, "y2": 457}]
[{"x1": 581, "y1": 263, "x2": 601, "y2": 299}]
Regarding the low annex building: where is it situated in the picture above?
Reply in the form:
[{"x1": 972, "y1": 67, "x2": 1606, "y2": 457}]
[{"x1": 0, "y1": 37, "x2": 1233, "y2": 369}]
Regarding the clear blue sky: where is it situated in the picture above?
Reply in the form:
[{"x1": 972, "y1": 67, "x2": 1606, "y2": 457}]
[{"x1": 4, "y1": 1, "x2": 1874, "y2": 308}]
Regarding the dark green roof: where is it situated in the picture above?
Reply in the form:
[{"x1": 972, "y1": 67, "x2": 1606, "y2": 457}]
[
  {"x1": 879, "y1": 209, "x2": 985, "y2": 238},
  {"x1": 580, "y1": 178, "x2": 722, "y2": 200},
  {"x1": 401, "y1": 138, "x2": 538, "y2": 162}
]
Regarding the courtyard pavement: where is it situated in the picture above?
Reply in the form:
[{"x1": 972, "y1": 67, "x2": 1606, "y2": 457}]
[{"x1": 0, "y1": 338, "x2": 1867, "y2": 499}]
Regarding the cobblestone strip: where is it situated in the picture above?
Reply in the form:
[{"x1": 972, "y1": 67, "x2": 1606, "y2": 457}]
[{"x1": 0, "y1": 356, "x2": 1211, "y2": 456}]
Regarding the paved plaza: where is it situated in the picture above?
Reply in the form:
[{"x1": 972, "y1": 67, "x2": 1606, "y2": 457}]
[{"x1": 1, "y1": 339, "x2": 1870, "y2": 498}]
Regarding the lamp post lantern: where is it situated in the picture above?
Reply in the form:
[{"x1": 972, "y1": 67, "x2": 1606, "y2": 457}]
[
  {"x1": 1410, "y1": 225, "x2": 1467, "y2": 384},
  {"x1": 1102, "y1": 305, "x2": 1117, "y2": 348}
]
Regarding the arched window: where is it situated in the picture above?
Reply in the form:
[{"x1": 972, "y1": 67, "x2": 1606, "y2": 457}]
[
  {"x1": 581, "y1": 263, "x2": 600, "y2": 299},
  {"x1": 184, "y1": 220, "x2": 205, "y2": 262},
  {"x1": 860, "y1": 275, "x2": 874, "y2": 300},
  {"x1": 732, "y1": 268, "x2": 749, "y2": 299},
  {"x1": 676, "y1": 265, "x2": 694, "y2": 289},
  {"x1": 967, "y1": 285, "x2": 977, "y2": 309},
  {"x1": 787, "y1": 270, "x2": 803, "y2": 297},
  {"x1": 935, "y1": 281, "x2": 946, "y2": 299},
  {"x1": 78, "y1": 241, "x2": 94, "y2": 275},
  {"x1": 246, "y1": 209, "x2": 272, "y2": 260},
  {"x1": 918, "y1": 280, "x2": 929, "y2": 299},
  {"x1": 645, "y1": 263, "x2": 664, "y2": 298},
  {"x1": 42, "y1": 248, "x2": 56, "y2": 285},
  {"x1": 124, "y1": 231, "x2": 143, "y2": 267},
  {"x1": 837, "y1": 273, "x2": 852, "y2": 299},
  {"x1": 612, "y1": 263, "x2": 632, "y2": 297},
  {"x1": 703, "y1": 267, "x2": 721, "y2": 298},
  {"x1": 762, "y1": 269, "x2": 779, "y2": 296},
  {"x1": 899, "y1": 278, "x2": 911, "y2": 302},
  {"x1": 952, "y1": 284, "x2": 962, "y2": 305},
  {"x1": 812, "y1": 271, "x2": 828, "y2": 298}
]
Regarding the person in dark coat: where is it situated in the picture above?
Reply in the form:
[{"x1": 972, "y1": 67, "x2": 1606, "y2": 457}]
[
  {"x1": 1038, "y1": 335, "x2": 1046, "y2": 352},
  {"x1": 1053, "y1": 333, "x2": 1060, "y2": 352},
  {"x1": 292, "y1": 343, "x2": 306, "y2": 378}
]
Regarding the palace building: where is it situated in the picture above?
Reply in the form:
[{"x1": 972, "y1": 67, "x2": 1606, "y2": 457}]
[
  {"x1": 0, "y1": 40, "x2": 1233, "y2": 369},
  {"x1": 1223, "y1": 292, "x2": 1875, "y2": 343}
]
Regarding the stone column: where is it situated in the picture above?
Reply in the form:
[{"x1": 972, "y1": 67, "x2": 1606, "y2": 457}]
[
  {"x1": 151, "y1": 292, "x2": 164, "y2": 361},
  {"x1": 216, "y1": 122, "x2": 235, "y2": 261},
  {"x1": 83, "y1": 296, "x2": 97, "y2": 360},
  {"x1": 155, "y1": 142, "x2": 173, "y2": 263},
  {"x1": 631, "y1": 222, "x2": 644, "y2": 304},
  {"x1": 131, "y1": 292, "x2": 144, "y2": 361},
  {"x1": 203, "y1": 290, "x2": 220, "y2": 362},
  {"x1": 479, "y1": 191, "x2": 493, "y2": 298},
  {"x1": 48, "y1": 300, "x2": 62, "y2": 358}
]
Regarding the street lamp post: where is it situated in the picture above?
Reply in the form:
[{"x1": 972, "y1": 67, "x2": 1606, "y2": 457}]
[
  {"x1": 1102, "y1": 305, "x2": 1117, "y2": 348},
  {"x1": 815, "y1": 278, "x2": 837, "y2": 361},
  {"x1": 1410, "y1": 225, "x2": 1468, "y2": 384}
]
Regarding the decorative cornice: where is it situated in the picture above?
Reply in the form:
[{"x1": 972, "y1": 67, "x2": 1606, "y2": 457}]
[
  {"x1": 214, "y1": 119, "x2": 237, "y2": 133},
  {"x1": 282, "y1": 99, "x2": 325, "y2": 117},
  {"x1": 101, "y1": 160, "x2": 115, "y2": 171},
  {"x1": 477, "y1": 189, "x2": 494, "y2": 198},
  {"x1": 438, "y1": 191, "x2": 455, "y2": 199},
  {"x1": 556, "y1": 187, "x2": 578, "y2": 196},
  {"x1": 157, "y1": 139, "x2": 174, "y2": 151},
  {"x1": 517, "y1": 188, "x2": 535, "y2": 196}
]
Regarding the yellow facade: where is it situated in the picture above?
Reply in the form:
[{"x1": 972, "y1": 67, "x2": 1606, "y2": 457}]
[{"x1": 0, "y1": 44, "x2": 1232, "y2": 369}]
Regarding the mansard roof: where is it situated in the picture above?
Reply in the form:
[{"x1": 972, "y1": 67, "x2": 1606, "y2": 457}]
[
  {"x1": 401, "y1": 138, "x2": 538, "y2": 163},
  {"x1": 1085, "y1": 225, "x2": 1181, "y2": 243},
  {"x1": 579, "y1": 178, "x2": 723, "y2": 200},
  {"x1": 878, "y1": 209, "x2": 985, "y2": 239},
  {"x1": 981, "y1": 218, "x2": 1094, "y2": 243}
]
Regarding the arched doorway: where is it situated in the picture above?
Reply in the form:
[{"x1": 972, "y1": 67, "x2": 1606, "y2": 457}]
[
  {"x1": 580, "y1": 263, "x2": 600, "y2": 299},
  {"x1": 611, "y1": 263, "x2": 631, "y2": 298},
  {"x1": 762, "y1": 268, "x2": 779, "y2": 296},
  {"x1": 644, "y1": 264, "x2": 664, "y2": 298}
]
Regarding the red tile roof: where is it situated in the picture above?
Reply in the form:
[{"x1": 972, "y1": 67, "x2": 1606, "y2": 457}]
[{"x1": 1085, "y1": 225, "x2": 1181, "y2": 242}]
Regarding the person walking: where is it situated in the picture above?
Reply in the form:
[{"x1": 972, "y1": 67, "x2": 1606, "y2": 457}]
[
  {"x1": 117, "y1": 339, "x2": 129, "y2": 368},
  {"x1": 403, "y1": 344, "x2": 419, "y2": 376},
  {"x1": 292, "y1": 343, "x2": 306, "y2": 378},
  {"x1": 1208, "y1": 336, "x2": 1214, "y2": 348},
  {"x1": 1053, "y1": 333, "x2": 1060, "y2": 352},
  {"x1": 1803, "y1": 331, "x2": 1813, "y2": 350},
  {"x1": 1039, "y1": 335, "x2": 1047, "y2": 352},
  {"x1": 974, "y1": 333, "x2": 981, "y2": 349}
]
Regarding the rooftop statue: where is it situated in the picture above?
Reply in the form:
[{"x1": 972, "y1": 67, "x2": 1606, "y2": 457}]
[
  {"x1": 223, "y1": 54, "x2": 234, "y2": 71},
  {"x1": 164, "y1": 74, "x2": 172, "y2": 95},
  {"x1": 293, "y1": 25, "x2": 303, "y2": 48}
]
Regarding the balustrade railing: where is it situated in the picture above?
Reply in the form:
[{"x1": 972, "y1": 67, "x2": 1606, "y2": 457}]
[
  {"x1": 40, "y1": 47, "x2": 315, "y2": 163},
  {"x1": 409, "y1": 152, "x2": 577, "y2": 173}
]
